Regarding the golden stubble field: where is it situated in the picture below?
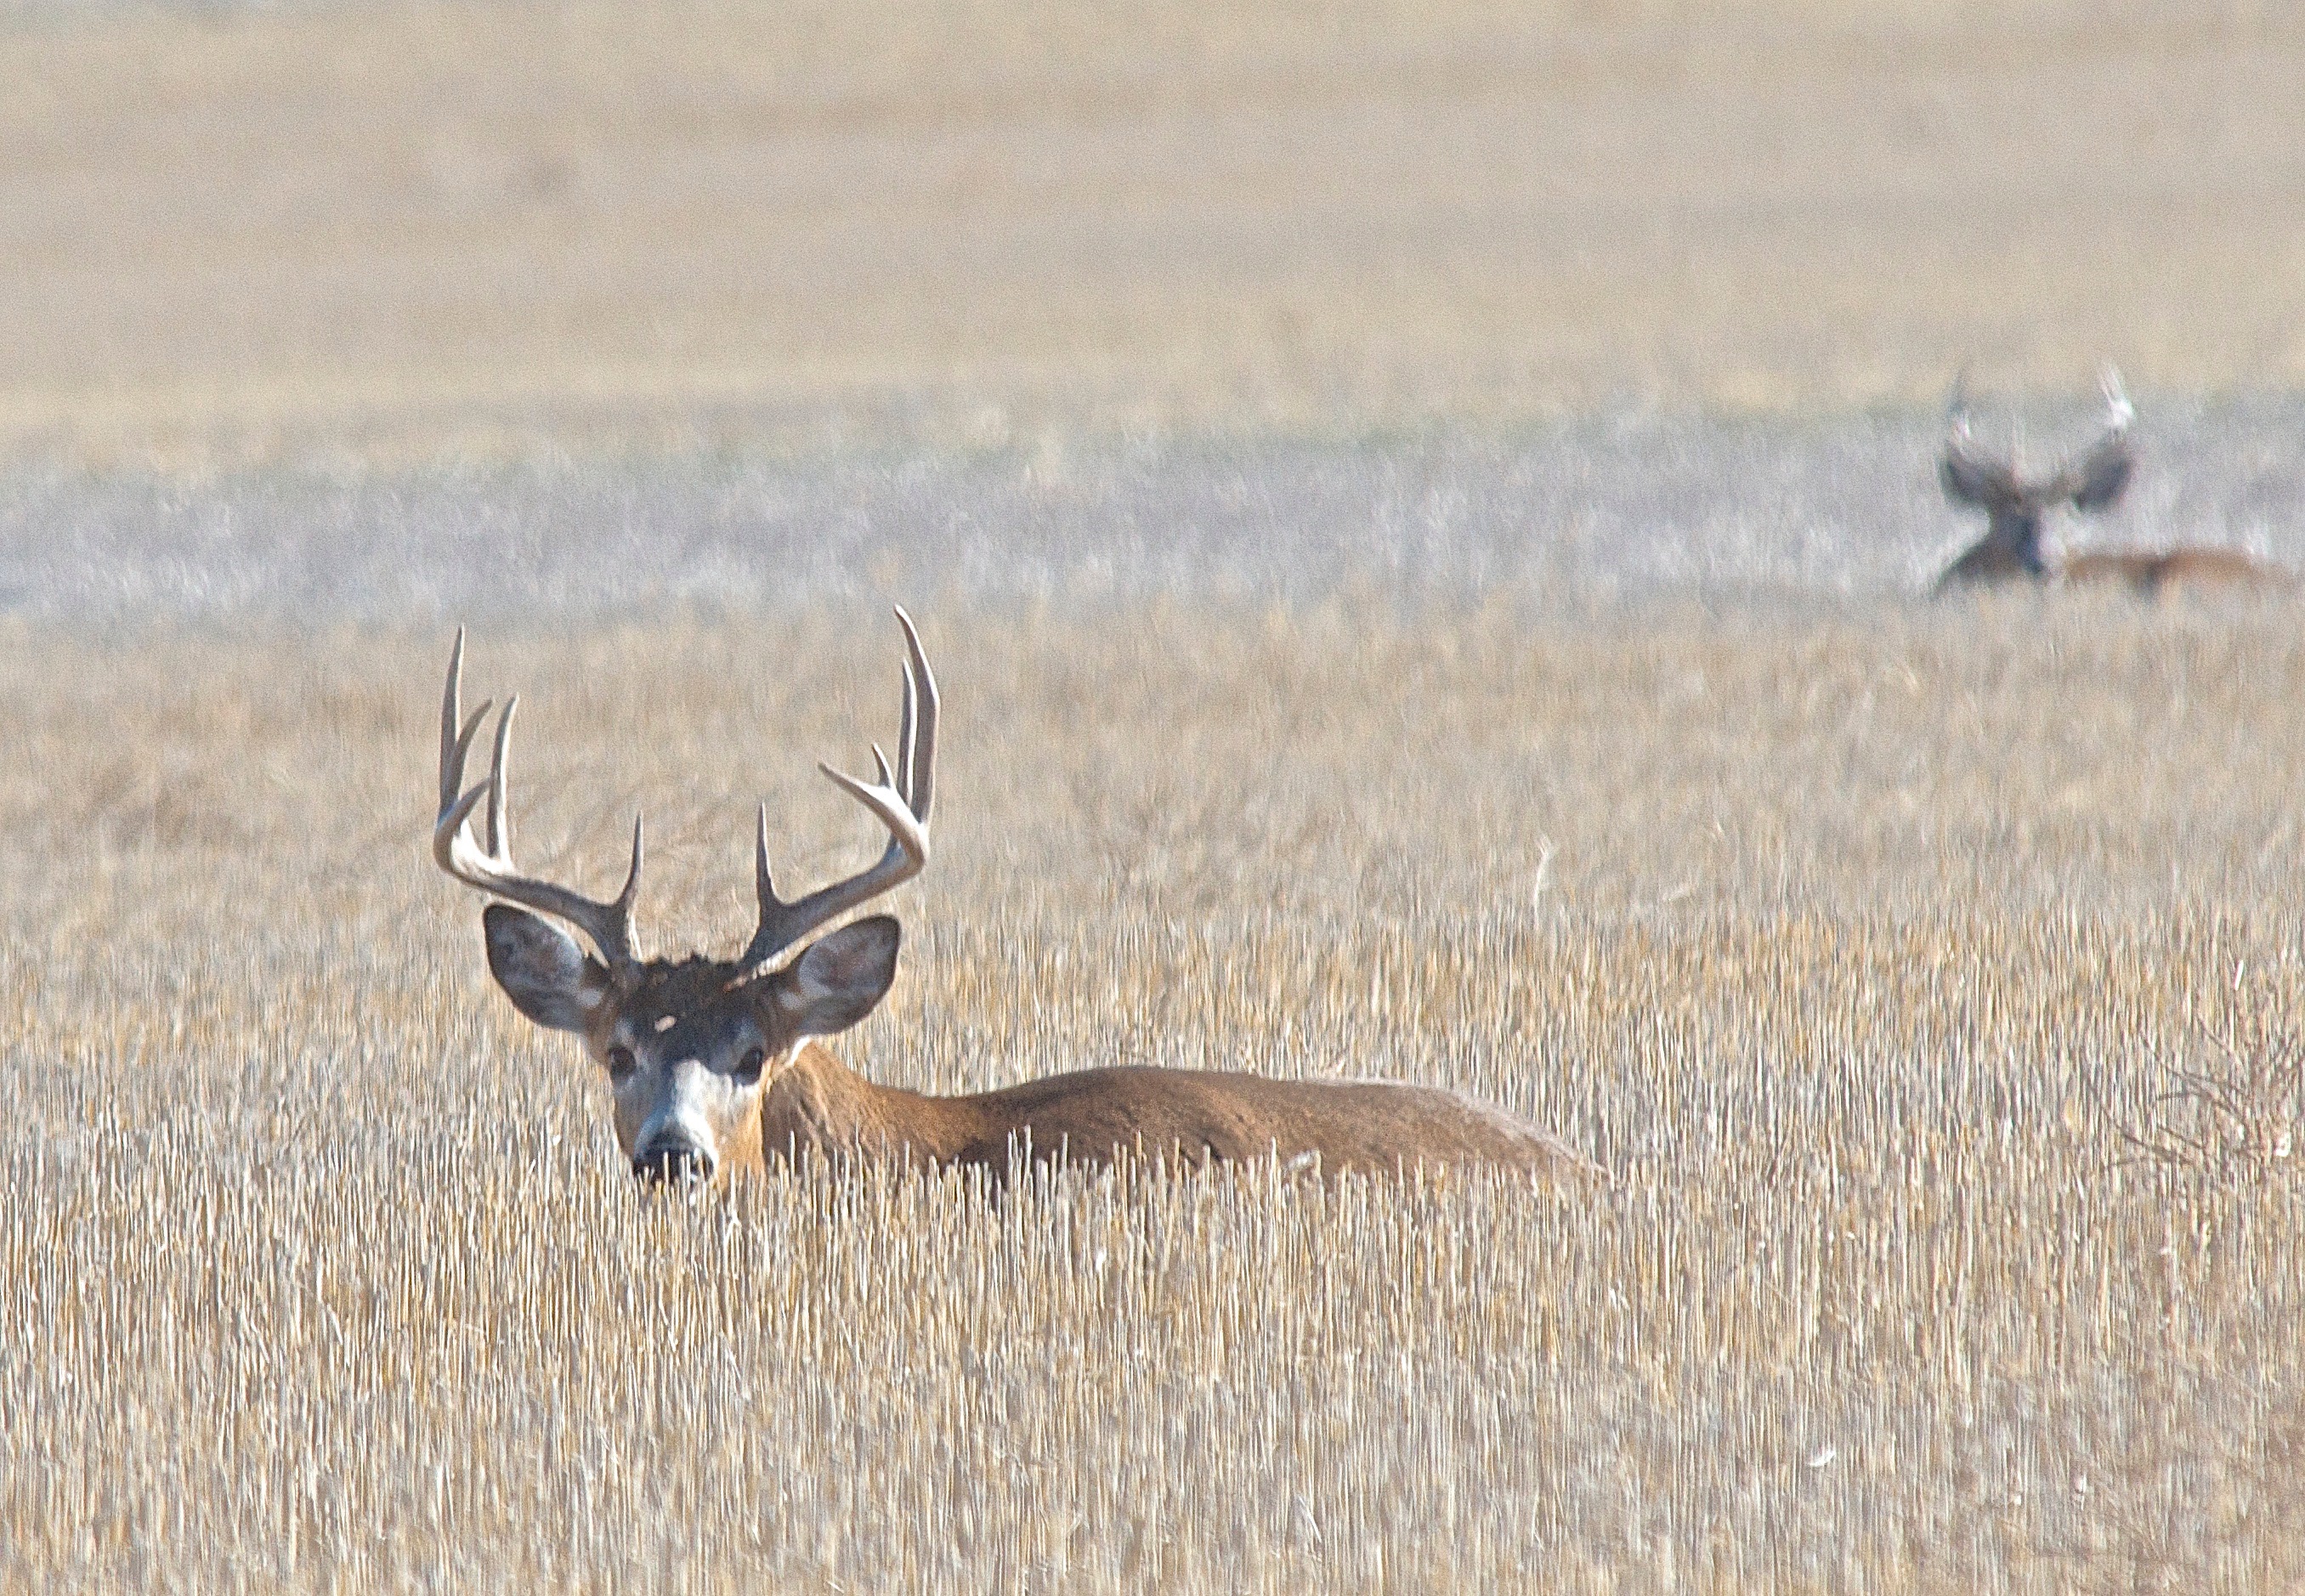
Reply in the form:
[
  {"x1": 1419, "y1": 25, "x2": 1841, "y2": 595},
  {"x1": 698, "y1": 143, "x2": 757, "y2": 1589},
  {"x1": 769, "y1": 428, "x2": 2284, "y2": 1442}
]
[{"x1": 0, "y1": 596, "x2": 2300, "y2": 1590}]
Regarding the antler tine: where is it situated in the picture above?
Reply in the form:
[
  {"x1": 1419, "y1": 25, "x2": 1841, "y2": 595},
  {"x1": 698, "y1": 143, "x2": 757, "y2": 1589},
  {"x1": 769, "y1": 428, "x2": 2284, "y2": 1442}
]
[
  {"x1": 896, "y1": 658, "x2": 916, "y2": 808},
  {"x1": 429, "y1": 633, "x2": 642, "y2": 971},
  {"x1": 897, "y1": 603, "x2": 937, "y2": 823},
  {"x1": 615, "y1": 812, "x2": 643, "y2": 919},
  {"x1": 1942, "y1": 368, "x2": 1991, "y2": 461},
  {"x1": 742, "y1": 607, "x2": 937, "y2": 971},
  {"x1": 486, "y1": 695, "x2": 516, "y2": 858},
  {"x1": 754, "y1": 801, "x2": 778, "y2": 904},
  {"x1": 439, "y1": 628, "x2": 495, "y2": 820},
  {"x1": 2098, "y1": 365, "x2": 2135, "y2": 429}
]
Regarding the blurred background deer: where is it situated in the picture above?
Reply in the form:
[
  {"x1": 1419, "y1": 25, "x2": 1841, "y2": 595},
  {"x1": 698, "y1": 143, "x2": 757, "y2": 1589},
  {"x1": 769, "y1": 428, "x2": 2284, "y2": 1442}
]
[{"x1": 1937, "y1": 371, "x2": 2291, "y2": 596}]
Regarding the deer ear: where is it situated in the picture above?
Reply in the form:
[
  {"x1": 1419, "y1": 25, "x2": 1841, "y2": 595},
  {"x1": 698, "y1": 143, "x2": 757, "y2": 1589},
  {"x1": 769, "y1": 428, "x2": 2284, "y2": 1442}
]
[
  {"x1": 484, "y1": 904, "x2": 611, "y2": 1033},
  {"x1": 762, "y1": 916, "x2": 901, "y2": 1039}
]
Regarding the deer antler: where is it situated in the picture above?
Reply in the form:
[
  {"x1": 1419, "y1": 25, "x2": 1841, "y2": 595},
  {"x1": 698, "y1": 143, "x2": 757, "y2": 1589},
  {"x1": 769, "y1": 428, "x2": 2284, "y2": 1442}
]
[
  {"x1": 434, "y1": 630, "x2": 643, "y2": 970},
  {"x1": 741, "y1": 607, "x2": 937, "y2": 971},
  {"x1": 1939, "y1": 367, "x2": 2013, "y2": 508},
  {"x1": 2048, "y1": 365, "x2": 2136, "y2": 512}
]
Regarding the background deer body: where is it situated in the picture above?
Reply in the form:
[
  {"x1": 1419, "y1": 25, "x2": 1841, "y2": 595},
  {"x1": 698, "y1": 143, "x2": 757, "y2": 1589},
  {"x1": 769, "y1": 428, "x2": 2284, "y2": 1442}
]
[
  {"x1": 435, "y1": 613, "x2": 1598, "y2": 1189},
  {"x1": 1935, "y1": 372, "x2": 2291, "y2": 596},
  {"x1": 2053, "y1": 547, "x2": 2289, "y2": 597}
]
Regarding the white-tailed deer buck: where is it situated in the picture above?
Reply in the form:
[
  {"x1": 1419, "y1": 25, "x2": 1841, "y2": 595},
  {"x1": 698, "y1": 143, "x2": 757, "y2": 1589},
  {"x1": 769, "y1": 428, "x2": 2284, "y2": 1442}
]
[
  {"x1": 1935, "y1": 371, "x2": 2292, "y2": 596},
  {"x1": 433, "y1": 611, "x2": 1600, "y2": 1189}
]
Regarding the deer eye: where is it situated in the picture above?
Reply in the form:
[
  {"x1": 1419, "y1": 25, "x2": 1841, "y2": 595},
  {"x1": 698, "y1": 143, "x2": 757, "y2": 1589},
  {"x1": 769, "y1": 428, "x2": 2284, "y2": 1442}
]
[
  {"x1": 734, "y1": 1047, "x2": 767, "y2": 1084},
  {"x1": 605, "y1": 1045, "x2": 637, "y2": 1083}
]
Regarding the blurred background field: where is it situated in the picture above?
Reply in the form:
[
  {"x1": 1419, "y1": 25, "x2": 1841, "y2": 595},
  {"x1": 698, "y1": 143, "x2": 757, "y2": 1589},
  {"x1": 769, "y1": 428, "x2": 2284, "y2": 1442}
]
[
  {"x1": 4, "y1": 0, "x2": 2305, "y2": 1590},
  {"x1": 3, "y1": 0, "x2": 2302, "y2": 465}
]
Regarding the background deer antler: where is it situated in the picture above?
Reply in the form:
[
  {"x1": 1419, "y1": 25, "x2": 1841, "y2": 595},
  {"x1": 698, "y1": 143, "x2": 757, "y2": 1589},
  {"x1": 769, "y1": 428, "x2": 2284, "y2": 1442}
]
[
  {"x1": 1939, "y1": 367, "x2": 2016, "y2": 508},
  {"x1": 2047, "y1": 366, "x2": 2136, "y2": 511}
]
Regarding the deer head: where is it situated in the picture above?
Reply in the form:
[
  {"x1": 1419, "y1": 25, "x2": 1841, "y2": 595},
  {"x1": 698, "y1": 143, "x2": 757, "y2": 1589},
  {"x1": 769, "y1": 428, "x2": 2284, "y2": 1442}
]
[
  {"x1": 1937, "y1": 368, "x2": 2136, "y2": 587},
  {"x1": 432, "y1": 609, "x2": 937, "y2": 1185}
]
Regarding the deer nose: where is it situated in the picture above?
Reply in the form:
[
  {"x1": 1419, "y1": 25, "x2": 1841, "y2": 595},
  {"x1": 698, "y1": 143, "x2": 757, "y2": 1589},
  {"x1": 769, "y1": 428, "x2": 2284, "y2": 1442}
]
[{"x1": 631, "y1": 1140, "x2": 715, "y2": 1186}]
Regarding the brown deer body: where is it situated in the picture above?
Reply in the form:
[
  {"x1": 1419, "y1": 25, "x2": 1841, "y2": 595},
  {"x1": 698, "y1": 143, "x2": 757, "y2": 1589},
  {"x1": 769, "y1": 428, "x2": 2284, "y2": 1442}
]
[
  {"x1": 2054, "y1": 547, "x2": 2292, "y2": 597},
  {"x1": 755, "y1": 1042, "x2": 1590, "y2": 1178},
  {"x1": 1934, "y1": 371, "x2": 2292, "y2": 596},
  {"x1": 432, "y1": 612, "x2": 1599, "y2": 1190}
]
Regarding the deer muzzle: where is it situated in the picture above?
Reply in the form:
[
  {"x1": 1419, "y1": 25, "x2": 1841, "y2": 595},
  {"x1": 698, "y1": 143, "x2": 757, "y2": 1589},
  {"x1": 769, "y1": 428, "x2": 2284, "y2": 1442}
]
[{"x1": 631, "y1": 1138, "x2": 716, "y2": 1186}]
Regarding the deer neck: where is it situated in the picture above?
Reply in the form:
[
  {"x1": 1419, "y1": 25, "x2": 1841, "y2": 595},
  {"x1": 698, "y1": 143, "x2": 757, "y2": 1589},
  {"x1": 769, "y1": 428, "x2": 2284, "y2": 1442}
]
[{"x1": 752, "y1": 1039, "x2": 979, "y2": 1167}]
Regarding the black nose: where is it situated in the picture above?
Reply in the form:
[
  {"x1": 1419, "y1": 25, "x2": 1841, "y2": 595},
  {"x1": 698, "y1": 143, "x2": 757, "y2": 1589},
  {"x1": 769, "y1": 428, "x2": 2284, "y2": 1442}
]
[{"x1": 632, "y1": 1142, "x2": 716, "y2": 1185}]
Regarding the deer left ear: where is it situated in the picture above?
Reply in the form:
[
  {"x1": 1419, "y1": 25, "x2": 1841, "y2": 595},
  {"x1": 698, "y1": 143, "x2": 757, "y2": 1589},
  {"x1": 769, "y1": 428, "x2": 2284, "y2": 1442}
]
[
  {"x1": 758, "y1": 915, "x2": 901, "y2": 1039},
  {"x1": 484, "y1": 904, "x2": 612, "y2": 1033}
]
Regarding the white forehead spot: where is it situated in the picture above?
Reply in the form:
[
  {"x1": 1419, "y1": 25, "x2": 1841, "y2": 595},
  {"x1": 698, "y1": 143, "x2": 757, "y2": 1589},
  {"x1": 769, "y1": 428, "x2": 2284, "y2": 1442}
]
[{"x1": 654, "y1": 1014, "x2": 678, "y2": 1033}]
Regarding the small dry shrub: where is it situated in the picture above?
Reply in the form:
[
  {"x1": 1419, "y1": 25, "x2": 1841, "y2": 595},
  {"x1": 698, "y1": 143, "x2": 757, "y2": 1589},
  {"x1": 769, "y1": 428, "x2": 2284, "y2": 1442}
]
[{"x1": 2112, "y1": 1021, "x2": 2302, "y2": 1185}]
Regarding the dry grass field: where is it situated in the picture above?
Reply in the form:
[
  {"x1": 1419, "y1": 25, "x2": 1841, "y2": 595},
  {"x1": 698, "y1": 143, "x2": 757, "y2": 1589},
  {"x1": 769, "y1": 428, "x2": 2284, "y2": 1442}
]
[{"x1": 2, "y1": 597, "x2": 2302, "y2": 1589}]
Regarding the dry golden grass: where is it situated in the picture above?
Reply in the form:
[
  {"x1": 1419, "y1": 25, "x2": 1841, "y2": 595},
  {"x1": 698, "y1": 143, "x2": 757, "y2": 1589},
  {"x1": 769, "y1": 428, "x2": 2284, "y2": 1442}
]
[
  {"x1": 6, "y1": 0, "x2": 2304, "y2": 465},
  {"x1": 1, "y1": 596, "x2": 2301, "y2": 1588}
]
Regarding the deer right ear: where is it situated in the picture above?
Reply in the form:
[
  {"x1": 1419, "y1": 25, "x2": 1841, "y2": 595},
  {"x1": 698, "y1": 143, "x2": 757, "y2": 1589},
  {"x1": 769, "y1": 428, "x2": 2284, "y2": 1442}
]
[
  {"x1": 484, "y1": 903, "x2": 612, "y2": 1033},
  {"x1": 763, "y1": 915, "x2": 902, "y2": 1039}
]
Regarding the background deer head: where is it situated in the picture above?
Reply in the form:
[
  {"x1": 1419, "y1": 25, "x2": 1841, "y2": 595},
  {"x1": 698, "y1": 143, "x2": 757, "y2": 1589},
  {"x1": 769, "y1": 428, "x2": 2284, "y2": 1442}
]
[{"x1": 1937, "y1": 369, "x2": 2136, "y2": 589}]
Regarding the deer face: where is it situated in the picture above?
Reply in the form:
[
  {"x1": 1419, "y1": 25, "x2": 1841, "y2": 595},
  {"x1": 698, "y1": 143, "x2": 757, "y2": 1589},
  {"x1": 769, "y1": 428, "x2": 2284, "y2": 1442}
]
[
  {"x1": 484, "y1": 907, "x2": 902, "y2": 1183},
  {"x1": 1936, "y1": 370, "x2": 2135, "y2": 590},
  {"x1": 432, "y1": 608, "x2": 938, "y2": 1189}
]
